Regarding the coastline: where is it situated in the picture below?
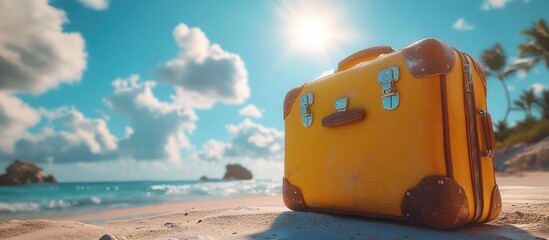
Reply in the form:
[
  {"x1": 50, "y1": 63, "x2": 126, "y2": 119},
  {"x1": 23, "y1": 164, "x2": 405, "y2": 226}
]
[
  {"x1": 1, "y1": 172, "x2": 548, "y2": 239},
  {"x1": 61, "y1": 195, "x2": 283, "y2": 224}
]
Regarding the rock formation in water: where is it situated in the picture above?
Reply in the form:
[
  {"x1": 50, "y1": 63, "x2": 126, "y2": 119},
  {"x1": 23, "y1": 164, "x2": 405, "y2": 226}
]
[
  {"x1": 0, "y1": 159, "x2": 58, "y2": 186},
  {"x1": 222, "y1": 164, "x2": 253, "y2": 180},
  {"x1": 494, "y1": 136, "x2": 549, "y2": 172}
]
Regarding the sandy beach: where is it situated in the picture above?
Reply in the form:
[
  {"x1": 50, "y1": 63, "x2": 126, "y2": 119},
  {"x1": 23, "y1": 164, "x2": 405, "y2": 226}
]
[{"x1": 1, "y1": 172, "x2": 548, "y2": 240}]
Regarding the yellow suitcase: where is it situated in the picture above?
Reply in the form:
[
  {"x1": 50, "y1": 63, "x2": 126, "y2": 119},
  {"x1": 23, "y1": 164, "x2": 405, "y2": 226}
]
[{"x1": 282, "y1": 38, "x2": 501, "y2": 229}]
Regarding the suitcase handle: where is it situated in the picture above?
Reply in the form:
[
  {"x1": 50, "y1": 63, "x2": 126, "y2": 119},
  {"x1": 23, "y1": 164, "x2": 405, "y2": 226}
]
[
  {"x1": 337, "y1": 46, "x2": 396, "y2": 72},
  {"x1": 479, "y1": 110, "x2": 495, "y2": 158},
  {"x1": 322, "y1": 108, "x2": 365, "y2": 127}
]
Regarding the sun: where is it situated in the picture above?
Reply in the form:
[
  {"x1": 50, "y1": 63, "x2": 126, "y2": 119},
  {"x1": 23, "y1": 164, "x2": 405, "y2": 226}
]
[
  {"x1": 295, "y1": 17, "x2": 329, "y2": 49},
  {"x1": 278, "y1": 1, "x2": 355, "y2": 54}
]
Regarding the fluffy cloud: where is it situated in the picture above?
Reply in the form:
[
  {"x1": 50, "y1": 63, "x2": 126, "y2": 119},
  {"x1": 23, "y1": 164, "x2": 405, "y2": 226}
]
[
  {"x1": 481, "y1": 0, "x2": 509, "y2": 10},
  {"x1": 79, "y1": 0, "x2": 109, "y2": 10},
  {"x1": 532, "y1": 83, "x2": 546, "y2": 94},
  {"x1": 453, "y1": 18, "x2": 475, "y2": 31},
  {"x1": 195, "y1": 140, "x2": 230, "y2": 162},
  {"x1": 2, "y1": 106, "x2": 118, "y2": 163},
  {"x1": 157, "y1": 23, "x2": 250, "y2": 109},
  {"x1": 0, "y1": 93, "x2": 40, "y2": 154},
  {"x1": 194, "y1": 119, "x2": 284, "y2": 162},
  {"x1": 1, "y1": 74, "x2": 200, "y2": 163},
  {"x1": 104, "y1": 75, "x2": 198, "y2": 162},
  {"x1": 239, "y1": 104, "x2": 263, "y2": 118},
  {"x1": 0, "y1": 0, "x2": 86, "y2": 94}
]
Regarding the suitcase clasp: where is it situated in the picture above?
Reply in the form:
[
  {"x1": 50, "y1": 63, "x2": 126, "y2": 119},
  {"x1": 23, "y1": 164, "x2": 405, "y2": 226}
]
[
  {"x1": 378, "y1": 66, "x2": 400, "y2": 110},
  {"x1": 334, "y1": 97, "x2": 349, "y2": 112},
  {"x1": 300, "y1": 92, "x2": 314, "y2": 127}
]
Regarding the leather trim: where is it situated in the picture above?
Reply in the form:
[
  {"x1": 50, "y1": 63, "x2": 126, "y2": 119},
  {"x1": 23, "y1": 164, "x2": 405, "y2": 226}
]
[
  {"x1": 322, "y1": 108, "x2": 366, "y2": 127},
  {"x1": 483, "y1": 185, "x2": 502, "y2": 223},
  {"x1": 459, "y1": 52, "x2": 484, "y2": 222},
  {"x1": 402, "y1": 38, "x2": 456, "y2": 78},
  {"x1": 337, "y1": 46, "x2": 395, "y2": 72},
  {"x1": 282, "y1": 177, "x2": 307, "y2": 211},
  {"x1": 440, "y1": 75, "x2": 454, "y2": 179},
  {"x1": 401, "y1": 176, "x2": 469, "y2": 229},
  {"x1": 480, "y1": 111, "x2": 496, "y2": 158},
  {"x1": 283, "y1": 85, "x2": 304, "y2": 119},
  {"x1": 307, "y1": 207, "x2": 403, "y2": 222}
]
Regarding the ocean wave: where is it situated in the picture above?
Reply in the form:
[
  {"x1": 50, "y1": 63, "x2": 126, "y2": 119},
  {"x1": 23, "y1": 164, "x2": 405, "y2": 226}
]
[
  {"x1": 0, "y1": 179, "x2": 282, "y2": 215},
  {"x1": 0, "y1": 202, "x2": 40, "y2": 213},
  {"x1": 149, "y1": 180, "x2": 282, "y2": 197}
]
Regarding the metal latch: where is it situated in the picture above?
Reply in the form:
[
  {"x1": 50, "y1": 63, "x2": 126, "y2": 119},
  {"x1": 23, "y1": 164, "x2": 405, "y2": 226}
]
[
  {"x1": 300, "y1": 92, "x2": 314, "y2": 127},
  {"x1": 334, "y1": 97, "x2": 349, "y2": 112},
  {"x1": 378, "y1": 66, "x2": 400, "y2": 110}
]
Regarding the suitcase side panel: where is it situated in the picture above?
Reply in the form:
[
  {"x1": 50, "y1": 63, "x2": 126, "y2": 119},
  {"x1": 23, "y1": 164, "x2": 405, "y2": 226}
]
[
  {"x1": 446, "y1": 51, "x2": 477, "y2": 221},
  {"x1": 447, "y1": 52, "x2": 499, "y2": 222},
  {"x1": 284, "y1": 51, "x2": 447, "y2": 218},
  {"x1": 468, "y1": 54, "x2": 499, "y2": 222}
]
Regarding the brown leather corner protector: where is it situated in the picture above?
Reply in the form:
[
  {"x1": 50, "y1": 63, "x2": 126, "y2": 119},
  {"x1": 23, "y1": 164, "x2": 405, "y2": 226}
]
[
  {"x1": 402, "y1": 38, "x2": 456, "y2": 78},
  {"x1": 282, "y1": 177, "x2": 307, "y2": 211},
  {"x1": 322, "y1": 108, "x2": 365, "y2": 127},
  {"x1": 401, "y1": 176, "x2": 469, "y2": 229},
  {"x1": 483, "y1": 185, "x2": 502, "y2": 223},
  {"x1": 283, "y1": 85, "x2": 304, "y2": 119}
]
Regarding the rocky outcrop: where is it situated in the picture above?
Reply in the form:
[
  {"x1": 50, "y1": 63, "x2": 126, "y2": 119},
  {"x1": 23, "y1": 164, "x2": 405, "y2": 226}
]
[
  {"x1": 0, "y1": 159, "x2": 58, "y2": 186},
  {"x1": 494, "y1": 136, "x2": 549, "y2": 172},
  {"x1": 222, "y1": 164, "x2": 252, "y2": 180},
  {"x1": 199, "y1": 176, "x2": 210, "y2": 181}
]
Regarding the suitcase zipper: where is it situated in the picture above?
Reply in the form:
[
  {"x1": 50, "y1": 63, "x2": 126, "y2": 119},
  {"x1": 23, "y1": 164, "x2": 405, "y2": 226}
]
[{"x1": 460, "y1": 52, "x2": 484, "y2": 222}]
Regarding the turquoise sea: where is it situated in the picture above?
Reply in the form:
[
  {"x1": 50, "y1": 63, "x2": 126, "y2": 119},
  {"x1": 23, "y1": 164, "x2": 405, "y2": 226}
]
[{"x1": 0, "y1": 179, "x2": 281, "y2": 222}]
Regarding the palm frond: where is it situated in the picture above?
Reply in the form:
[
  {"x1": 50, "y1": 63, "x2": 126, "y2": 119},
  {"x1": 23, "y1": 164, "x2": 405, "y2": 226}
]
[
  {"x1": 503, "y1": 57, "x2": 538, "y2": 77},
  {"x1": 518, "y1": 43, "x2": 544, "y2": 58},
  {"x1": 481, "y1": 43, "x2": 507, "y2": 72}
]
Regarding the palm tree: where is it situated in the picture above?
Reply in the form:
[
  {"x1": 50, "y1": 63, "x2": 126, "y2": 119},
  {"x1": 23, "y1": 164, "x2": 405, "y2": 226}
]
[
  {"x1": 481, "y1": 44, "x2": 514, "y2": 123},
  {"x1": 513, "y1": 89, "x2": 537, "y2": 118},
  {"x1": 518, "y1": 18, "x2": 549, "y2": 70},
  {"x1": 534, "y1": 89, "x2": 549, "y2": 119}
]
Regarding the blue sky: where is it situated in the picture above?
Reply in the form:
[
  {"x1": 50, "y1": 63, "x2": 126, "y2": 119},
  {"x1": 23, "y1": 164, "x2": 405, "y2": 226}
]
[{"x1": 0, "y1": 0, "x2": 548, "y2": 181}]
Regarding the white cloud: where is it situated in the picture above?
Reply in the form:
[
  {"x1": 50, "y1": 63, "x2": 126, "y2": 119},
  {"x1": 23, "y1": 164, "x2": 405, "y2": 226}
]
[
  {"x1": 517, "y1": 70, "x2": 528, "y2": 79},
  {"x1": 507, "y1": 85, "x2": 515, "y2": 91},
  {"x1": 239, "y1": 104, "x2": 263, "y2": 118},
  {"x1": 453, "y1": 18, "x2": 475, "y2": 31},
  {"x1": 40, "y1": 107, "x2": 117, "y2": 153},
  {"x1": 157, "y1": 23, "x2": 250, "y2": 109},
  {"x1": 194, "y1": 140, "x2": 229, "y2": 162},
  {"x1": 0, "y1": 93, "x2": 40, "y2": 154},
  {"x1": 2, "y1": 106, "x2": 118, "y2": 163},
  {"x1": 532, "y1": 83, "x2": 546, "y2": 94},
  {"x1": 0, "y1": 0, "x2": 86, "y2": 94},
  {"x1": 510, "y1": 57, "x2": 536, "y2": 79},
  {"x1": 225, "y1": 119, "x2": 284, "y2": 160},
  {"x1": 1, "y1": 74, "x2": 202, "y2": 163},
  {"x1": 481, "y1": 0, "x2": 512, "y2": 10},
  {"x1": 78, "y1": 0, "x2": 109, "y2": 10},
  {"x1": 104, "y1": 75, "x2": 198, "y2": 162},
  {"x1": 193, "y1": 119, "x2": 284, "y2": 162},
  {"x1": 315, "y1": 69, "x2": 334, "y2": 79}
]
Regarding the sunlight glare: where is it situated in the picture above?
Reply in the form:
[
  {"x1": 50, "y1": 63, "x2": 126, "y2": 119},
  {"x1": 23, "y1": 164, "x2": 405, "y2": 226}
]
[
  {"x1": 296, "y1": 17, "x2": 328, "y2": 48},
  {"x1": 278, "y1": 0, "x2": 355, "y2": 55}
]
